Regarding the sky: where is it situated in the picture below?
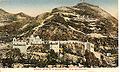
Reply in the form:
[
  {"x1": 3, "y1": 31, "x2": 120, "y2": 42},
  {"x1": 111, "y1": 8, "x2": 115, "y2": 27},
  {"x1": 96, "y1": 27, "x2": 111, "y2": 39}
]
[{"x1": 0, "y1": 0, "x2": 118, "y2": 18}]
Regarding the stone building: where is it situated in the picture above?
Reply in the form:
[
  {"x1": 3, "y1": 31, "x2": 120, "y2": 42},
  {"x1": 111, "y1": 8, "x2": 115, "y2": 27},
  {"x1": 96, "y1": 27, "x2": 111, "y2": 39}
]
[
  {"x1": 49, "y1": 41, "x2": 60, "y2": 53},
  {"x1": 13, "y1": 37, "x2": 29, "y2": 53},
  {"x1": 12, "y1": 36, "x2": 94, "y2": 54}
]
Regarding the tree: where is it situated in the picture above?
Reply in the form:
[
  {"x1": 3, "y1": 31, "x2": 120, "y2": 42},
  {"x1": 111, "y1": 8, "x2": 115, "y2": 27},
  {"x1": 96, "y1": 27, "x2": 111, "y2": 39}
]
[{"x1": 47, "y1": 49, "x2": 58, "y2": 65}]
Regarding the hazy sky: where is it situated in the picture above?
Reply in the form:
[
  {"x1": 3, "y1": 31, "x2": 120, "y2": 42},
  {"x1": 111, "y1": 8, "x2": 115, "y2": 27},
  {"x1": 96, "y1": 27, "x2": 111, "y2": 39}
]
[{"x1": 0, "y1": 0, "x2": 118, "y2": 18}]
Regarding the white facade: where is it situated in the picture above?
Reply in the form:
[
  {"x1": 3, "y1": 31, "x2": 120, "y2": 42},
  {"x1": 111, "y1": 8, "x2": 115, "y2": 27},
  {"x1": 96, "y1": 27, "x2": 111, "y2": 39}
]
[
  {"x1": 13, "y1": 46, "x2": 27, "y2": 53},
  {"x1": 13, "y1": 37, "x2": 26, "y2": 45},
  {"x1": 13, "y1": 37, "x2": 28, "y2": 53},
  {"x1": 12, "y1": 36, "x2": 94, "y2": 53},
  {"x1": 50, "y1": 41, "x2": 60, "y2": 53},
  {"x1": 107, "y1": 53, "x2": 111, "y2": 56},
  {"x1": 85, "y1": 41, "x2": 94, "y2": 52},
  {"x1": 50, "y1": 44, "x2": 59, "y2": 53},
  {"x1": 29, "y1": 35, "x2": 43, "y2": 44}
]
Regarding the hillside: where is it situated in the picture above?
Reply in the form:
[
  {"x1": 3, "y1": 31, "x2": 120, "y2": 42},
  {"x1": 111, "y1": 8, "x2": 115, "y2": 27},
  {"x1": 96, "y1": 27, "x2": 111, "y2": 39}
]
[
  {"x1": 0, "y1": 2, "x2": 118, "y2": 68},
  {"x1": 30, "y1": 3, "x2": 118, "y2": 48},
  {"x1": 0, "y1": 9, "x2": 41, "y2": 42}
]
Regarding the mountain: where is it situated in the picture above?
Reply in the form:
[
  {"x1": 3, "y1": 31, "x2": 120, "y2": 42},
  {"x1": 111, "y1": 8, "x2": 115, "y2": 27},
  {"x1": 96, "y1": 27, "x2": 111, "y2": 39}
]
[
  {"x1": 0, "y1": 2, "x2": 118, "y2": 68},
  {"x1": 29, "y1": 3, "x2": 118, "y2": 48},
  {"x1": 0, "y1": 9, "x2": 53, "y2": 42},
  {"x1": 0, "y1": 9, "x2": 39, "y2": 42},
  {"x1": 0, "y1": 8, "x2": 9, "y2": 15},
  {"x1": 0, "y1": 8, "x2": 11, "y2": 23},
  {"x1": 35, "y1": 12, "x2": 51, "y2": 23},
  {"x1": 28, "y1": 2, "x2": 118, "y2": 67},
  {"x1": 0, "y1": 3, "x2": 118, "y2": 50}
]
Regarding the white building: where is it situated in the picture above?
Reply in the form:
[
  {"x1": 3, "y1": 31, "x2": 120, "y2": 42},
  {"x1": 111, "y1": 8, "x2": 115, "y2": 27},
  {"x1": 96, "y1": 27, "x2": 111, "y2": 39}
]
[
  {"x1": 107, "y1": 53, "x2": 111, "y2": 57},
  {"x1": 50, "y1": 41, "x2": 60, "y2": 53},
  {"x1": 29, "y1": 35, "x2": 44, "y2": 44},
  {"x1": 13, "y1": 37, "x2": 28, "y2": 53},
  {"x1": 84, "y1": 41, "x2": 94, "y2": 52},
  {"x1": 12, "y1": 36, "x2": 95, "y2": 54}
]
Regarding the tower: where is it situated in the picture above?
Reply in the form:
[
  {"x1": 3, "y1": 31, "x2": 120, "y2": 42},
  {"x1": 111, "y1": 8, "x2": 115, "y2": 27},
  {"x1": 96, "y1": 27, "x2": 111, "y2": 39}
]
[
  {"x1": 85, "y1": 40, "x2": 90, "y2": 51},
  {"x1": 84, "y1": 41, "x2": 94, "y2": 52},
  {"x1": 29, "y1": 35, "x2": 35, "y2": 44}
]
